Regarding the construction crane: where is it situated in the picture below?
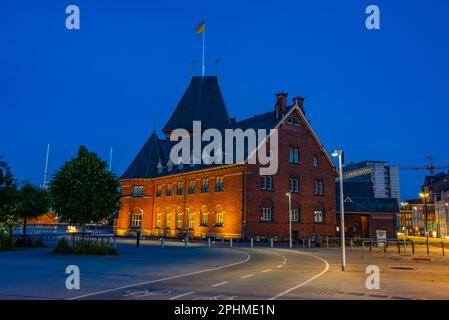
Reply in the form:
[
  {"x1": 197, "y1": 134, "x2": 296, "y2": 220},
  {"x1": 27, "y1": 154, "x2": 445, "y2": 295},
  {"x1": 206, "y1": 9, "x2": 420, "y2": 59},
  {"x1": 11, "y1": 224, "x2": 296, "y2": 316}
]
[{"x1": 399, "y1": 156, "x2": 449, "y2": 176}]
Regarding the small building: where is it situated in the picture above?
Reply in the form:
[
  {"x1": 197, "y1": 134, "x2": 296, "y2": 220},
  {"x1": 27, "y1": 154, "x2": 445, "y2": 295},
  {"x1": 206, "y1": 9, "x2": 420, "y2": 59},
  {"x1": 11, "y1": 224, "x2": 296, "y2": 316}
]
[{"x1": 336, "y1": 181, "x2": 399, "y2": 239}]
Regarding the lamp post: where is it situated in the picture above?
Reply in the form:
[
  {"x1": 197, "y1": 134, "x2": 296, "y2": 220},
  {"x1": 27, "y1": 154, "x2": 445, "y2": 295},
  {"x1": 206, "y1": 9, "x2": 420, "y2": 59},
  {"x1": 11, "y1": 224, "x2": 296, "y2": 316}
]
[
  {"x1": 185, "y1": 205, "x2": 190, "y2": 247},
  {"x1": 332, "y1": 149, "x2": 346, "y2": 272},
  {"x1": 286, "y1": 192, "x2": 292, "y2": 249},
  {"x1": 419, "y1": 192, "x2": 430, "y2": 254}
]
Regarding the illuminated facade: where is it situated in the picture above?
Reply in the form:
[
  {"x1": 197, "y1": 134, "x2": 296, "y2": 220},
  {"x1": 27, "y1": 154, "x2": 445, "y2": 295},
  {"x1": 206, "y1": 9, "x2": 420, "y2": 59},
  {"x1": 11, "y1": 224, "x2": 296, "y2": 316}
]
[{"x1": 116, "y1": 76, "x2": 336, "y2": 241}]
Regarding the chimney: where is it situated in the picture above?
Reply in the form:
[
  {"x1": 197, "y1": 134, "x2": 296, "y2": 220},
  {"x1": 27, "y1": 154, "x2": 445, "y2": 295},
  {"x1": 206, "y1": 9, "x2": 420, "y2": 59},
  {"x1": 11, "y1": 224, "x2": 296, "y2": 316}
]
[
  {"x1": 275, "y1": 93, "x2": 288, "y2": 119},
  {"x1": 293, "y1": 96, "x2": 305, "y2": 114}
]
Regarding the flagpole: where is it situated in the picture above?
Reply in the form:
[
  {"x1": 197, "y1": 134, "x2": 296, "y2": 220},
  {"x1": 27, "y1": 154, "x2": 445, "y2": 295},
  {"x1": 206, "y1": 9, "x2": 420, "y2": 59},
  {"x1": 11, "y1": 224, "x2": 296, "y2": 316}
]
[{"x1": 202, "y1": 17, "x2": 205, "y2": 76}]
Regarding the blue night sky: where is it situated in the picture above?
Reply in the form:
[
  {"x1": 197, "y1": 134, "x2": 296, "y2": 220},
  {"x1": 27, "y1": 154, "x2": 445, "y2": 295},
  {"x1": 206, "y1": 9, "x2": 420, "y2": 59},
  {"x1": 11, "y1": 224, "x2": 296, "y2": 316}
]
[{"x1": 0, "y1": 0, "x2": 448, "y2": 200}]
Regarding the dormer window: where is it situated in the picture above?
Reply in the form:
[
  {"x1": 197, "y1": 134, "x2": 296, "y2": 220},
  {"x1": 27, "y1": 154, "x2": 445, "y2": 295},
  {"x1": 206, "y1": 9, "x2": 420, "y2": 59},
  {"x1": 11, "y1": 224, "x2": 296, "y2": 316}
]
[
  {"x1": 157, "y1": 160, "x2": 163, "y2": 174},
  {"x1": 167, "y1": 160, "x2": 173, "y2": 172}
]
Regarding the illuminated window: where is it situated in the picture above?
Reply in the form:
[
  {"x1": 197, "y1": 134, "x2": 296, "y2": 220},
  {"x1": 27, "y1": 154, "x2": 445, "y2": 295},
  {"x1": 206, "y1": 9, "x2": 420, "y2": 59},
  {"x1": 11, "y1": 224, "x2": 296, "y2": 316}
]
[
  {"x1": 261, "y1": 176, "x2": 273, "y2": 191},
  {"x1": 131, "y1": 212, "x2": 142, "y2": 227},
  {"x1": 166, "y1": 184, "x2": 172, "y2": 196},
  {"x1": 314, "y1": 210, "x2": 324, "y2": 223},
  {"x1": 215, "y1": 176, "x2": 224, "y2": 192},
  {"x1": 165, "y1": 213, "x2": 171, "y2": 228},
  {"x1": 288, "y1": 148, "x2": 299, "y2": 164},
  {"x1": 176, "y1": 213, "x2": 183, "y2": 229},
  {"x1": 289, "y1": 178, "x2": 299, "y2": 193},
  {"x1": 201, "y1": 178, "x2": 209, "y2": 192},
  {"x1": 156, "y1": 213, "x2": 162, "y2": 228},
  {"x1": 133, "y1": 186, "x2": 139, "y2": 197},
  {"x1": 261, "y1": 208, "x2": 272, "y2": 221},
  {"x1": 139, "y1": 186, "x2": 144, "y2": 197},
  {"x1": 188, "y1": 213, "x2": 195, "y2": 229},
  {"x1": 216, "y1": 212, "x2": 224, "y2": 225},
  {"x1": 201, "y1": 212, "x2": 208, "y2": 225}
]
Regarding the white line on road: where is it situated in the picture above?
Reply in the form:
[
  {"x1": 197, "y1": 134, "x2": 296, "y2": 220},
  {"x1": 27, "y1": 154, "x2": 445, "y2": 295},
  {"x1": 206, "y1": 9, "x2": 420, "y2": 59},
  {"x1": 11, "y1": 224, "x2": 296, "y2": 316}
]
[
  {"x1": 262, "y1": 269, "x2": 272, "y2": 273},
  {"x1": 282, "y1": 261, "x2": 286, "y2": 264},
  {"x1": 277, "y1": 265, "x2": 283, "y2": 268},
  {"x1": 67, "y1": 251, "x2": 251, "y2": 300},
  {"x1": 240, "y1": 274, "x2": 254, "y2": 279},
  {"x1": 210, "y1": 281, "x2": 228, "y2": 287},
  {"x1": 169, "y1": 291, "x2": 195, "y2": 300},
  {"x1": 269, "y1": 249, "x2": 330, "y2": 300}
]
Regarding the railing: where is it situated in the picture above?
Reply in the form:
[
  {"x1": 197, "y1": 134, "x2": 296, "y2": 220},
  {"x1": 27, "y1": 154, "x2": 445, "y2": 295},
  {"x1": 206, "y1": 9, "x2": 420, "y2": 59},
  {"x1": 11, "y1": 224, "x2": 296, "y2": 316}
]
[{"x1": 12, "y1": 232, "x2": 117, "y2": 248}]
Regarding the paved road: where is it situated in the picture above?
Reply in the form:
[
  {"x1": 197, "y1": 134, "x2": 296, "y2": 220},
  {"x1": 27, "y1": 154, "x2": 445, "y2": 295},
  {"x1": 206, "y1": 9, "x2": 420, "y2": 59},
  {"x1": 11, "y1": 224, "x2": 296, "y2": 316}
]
[{"x1": 68, "y1": 248, "x2": 329, "y2": 300}]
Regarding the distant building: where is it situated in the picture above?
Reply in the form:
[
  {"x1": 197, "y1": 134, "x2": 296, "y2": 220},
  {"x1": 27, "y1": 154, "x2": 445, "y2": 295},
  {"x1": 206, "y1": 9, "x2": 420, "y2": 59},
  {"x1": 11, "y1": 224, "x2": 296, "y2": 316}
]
[
  {"x1": 336, "y1": 181, "x2": 398, "y2": 239},
  {"x1": 342, "y1": 161, "x2": 400, "y2": 203}
]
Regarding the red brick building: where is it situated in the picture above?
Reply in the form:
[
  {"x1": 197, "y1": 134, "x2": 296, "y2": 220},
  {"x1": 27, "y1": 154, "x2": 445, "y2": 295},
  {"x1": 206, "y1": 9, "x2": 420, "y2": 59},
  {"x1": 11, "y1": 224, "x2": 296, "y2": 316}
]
[{"x1": 116, "y1": 76, "x2": 336, "y2": 241}]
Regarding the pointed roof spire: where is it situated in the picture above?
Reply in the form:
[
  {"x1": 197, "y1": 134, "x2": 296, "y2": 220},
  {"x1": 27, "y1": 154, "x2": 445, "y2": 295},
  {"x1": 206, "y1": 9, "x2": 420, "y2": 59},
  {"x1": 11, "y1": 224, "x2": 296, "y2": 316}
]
[{"x1": 162, "y1": 76, "x2": 231, "y2": 134}]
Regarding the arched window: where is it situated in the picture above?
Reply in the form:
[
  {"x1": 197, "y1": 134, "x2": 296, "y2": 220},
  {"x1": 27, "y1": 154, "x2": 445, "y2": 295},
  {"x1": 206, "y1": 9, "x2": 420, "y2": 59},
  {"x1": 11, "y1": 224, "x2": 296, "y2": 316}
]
[
  {"x1": 200, "y1": 205, "x2": 209, "y2": 225},
  {"x1": 314, "y1": 203, "x2": 326, "y2": 223},
  {"x1": 215, "y1": 204, "x2": 224, "y2": 225},
  {"x1": 131, "y1": 209, "x2": 142, "y2": 227}
]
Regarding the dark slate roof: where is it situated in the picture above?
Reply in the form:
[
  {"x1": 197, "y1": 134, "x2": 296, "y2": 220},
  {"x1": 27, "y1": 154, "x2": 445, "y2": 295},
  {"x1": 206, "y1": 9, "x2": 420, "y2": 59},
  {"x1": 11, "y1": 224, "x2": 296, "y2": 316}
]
[
  {"x1": 336, "y1": 181, "x2": 399, "y2": 213},
  {"x1": 162, "y1": 76, "x2": 231, "y2": 132},
  {"x1": 120, "y1": 106, "x2": 294, "y2": 179}
]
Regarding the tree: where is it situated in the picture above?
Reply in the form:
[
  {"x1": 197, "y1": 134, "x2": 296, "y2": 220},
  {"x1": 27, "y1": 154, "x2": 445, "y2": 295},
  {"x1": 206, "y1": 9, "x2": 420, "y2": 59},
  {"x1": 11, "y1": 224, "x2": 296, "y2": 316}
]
[
  {"x1": 49, "y1": 146, "x2": 120, "y2": 234},
  {"x1": 0, "y1": 157, "x2": 19, "y2": 235},
  {"x1": 17, "y1": 183, "x2": 51, "y2": 238}
]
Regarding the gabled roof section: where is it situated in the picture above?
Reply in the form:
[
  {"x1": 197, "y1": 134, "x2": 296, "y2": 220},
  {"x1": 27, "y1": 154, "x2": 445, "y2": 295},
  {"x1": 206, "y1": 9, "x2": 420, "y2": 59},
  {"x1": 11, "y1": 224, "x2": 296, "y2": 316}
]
[
  {"x1": 120, "y1": 132, "x2": 169, "y2": 179},
  {"x1": 162, "y1": 76, "x2": 231, "y2": 133}
]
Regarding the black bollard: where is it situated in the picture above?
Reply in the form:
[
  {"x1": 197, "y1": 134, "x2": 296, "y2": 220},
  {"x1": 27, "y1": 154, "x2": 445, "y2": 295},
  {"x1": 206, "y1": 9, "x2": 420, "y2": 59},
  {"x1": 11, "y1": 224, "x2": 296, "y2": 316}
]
[{"x1": 136, "y1": 231, "x2": 141, "y2": 248}]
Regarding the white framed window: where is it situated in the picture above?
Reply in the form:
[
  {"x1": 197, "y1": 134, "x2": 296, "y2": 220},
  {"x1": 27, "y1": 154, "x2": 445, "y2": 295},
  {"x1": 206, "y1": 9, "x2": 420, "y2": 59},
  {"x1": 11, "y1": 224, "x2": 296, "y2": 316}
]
[
  {"x1": 201, "y1": 178, "x2": 209, "y2": 192},
  {"x1": 314, "y1": 180, "x2": 324, "y2": 196},
  {"x1": 288, "y1": 148, "x2": 299, "y2": 164},
  {"x1": 261, "y1": 208, "x2": 272, "y2": 221},
  {"x1": 139, "y1": 186, "x2": 144, "y2": 197},
  {"x1": 314, "y1": 210, "x2": 324, "y2": 223},
  {"x1": 215, "y1": 176, "x2": 224, "y2": 191},
  {"x1": 133, "y1": 186, "x2": 139, "y2": 197},
  {"x1": 165, "y1": 213, "x2": 171, "y2": 228},
  {"x1": 177, "y1": 182, "x2": 184, "y2": 195},
  {"x1": 216, "y1": 212, "x2": 224, "y2": 225},
  {"x1": 291, "y1": 208, "x2": 299, "y2": 222},
  {"x1": 261, "y1": 176, "x2": 273, "y2": 191},
  {"x1": 287, "y1": 116, "x2": 300, "y2": 126},
  {"x1": 313, "y1": 156, "x2": 318, "y2": 168},
  {"x1": 189, "y1": 181, "x2": 196, "y2": 194},
  {"x1": 156, "y1": 213, "x2": 162, "y2": 228},
  {"x1": 166, "y1": 184, "x2": 172, "y2": 196},
  {"x1": 176, "y1": 213, "x2": 183, "y2": 229},
  {"x1": 131, "y1": 213, "x2": 142, "y2": 227},
  {"x1": 188, "y1": 213, "x2": 195, "y2": 229},
  {"x1": 156, "y1": 185, "x2": 162, "y2": 197},
  {"x1": 289, "y1": 178, "x2": 299, "y2": 193},
  {"x1": 201, "y1": 212, "x2": 208, "y2": 225}
]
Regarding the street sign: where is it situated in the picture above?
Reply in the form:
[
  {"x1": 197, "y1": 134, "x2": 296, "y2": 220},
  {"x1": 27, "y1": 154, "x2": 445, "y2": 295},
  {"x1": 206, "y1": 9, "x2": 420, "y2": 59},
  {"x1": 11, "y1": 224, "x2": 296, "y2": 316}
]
[{"x1": 376, "y1": 230, "x2": 387, "y2": 248}]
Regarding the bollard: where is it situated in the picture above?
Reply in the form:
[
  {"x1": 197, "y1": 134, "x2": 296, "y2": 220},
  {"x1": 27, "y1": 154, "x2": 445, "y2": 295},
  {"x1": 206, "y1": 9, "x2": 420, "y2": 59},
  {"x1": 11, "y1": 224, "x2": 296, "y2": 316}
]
[
  {"x1": 369, "y1": 241, "x2": 372, "y2": 253},
  {"x1": 308, "y1": 238, "x2": 311, "y2": 248},
  {"x1": 136, "y1": 231, "x2": 141, "y2": 248},
  {"x1": 303, "y1": 238, "x2": 305, "y2": 248},
  {"x1": 411, "y1": 241, "x2": 415, "y2": 255},
  {"x1": 230, "y1": 238, "x2": 233, "y2": 247},
  {"x1": 250, "y1": 237, "x2": 254, "y2": 248},
  {"x1": 161, "y1": 237, "x2": 165, "y2": 248},
  {"x1": 326, "y1": 236, "x2": 329, "y2": 248},
  {"x1": 185, "y1": 236, "x2": 189, "y2": 248},
  {"x1": 426, "y1": 241, "x2": 429, "y2": 255},
  {"x1": 113, "y1": 236, "x2": 117, "y2": 248},
  {"x1": 403, "y1": 239, "x2": 406, "y2": 253},
  {"x1": 442, "y1": 242, "x2": 445, "y2": 256},
  {"x1": 221, "y1": 238, "x2": 224, "y2": 245},
  {"x1": 397, "y1": 241, "x2": 400, "y2": 254},
  {"x1": 350, "y1": 239, "x2": 353, "y2": 252},
  {"x1": 208, "y1": 237, "x2": 211, "y2": 248},
  {"x1": 270, "y1": 238, "x2": 274, "y2": 248}
]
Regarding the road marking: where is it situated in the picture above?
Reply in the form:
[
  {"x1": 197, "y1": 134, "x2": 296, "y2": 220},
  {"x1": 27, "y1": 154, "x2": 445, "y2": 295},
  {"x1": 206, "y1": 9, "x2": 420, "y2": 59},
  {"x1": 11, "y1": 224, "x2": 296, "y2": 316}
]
[
  {"x1": 240, "y1": 274, "x2": 254, "y2": 279},
  {"x1": 169, "y1": 291, "x2": 195, "y2": 300},
  {"x1": 67, "y1": 251, "x2": 251, "y2": 300},
  {"x1": 282, "y1": 261, "x2": 286, "y2": 264},
  {"x1": 262, "y1": 269, "x2": 272, "y2": 273},
  {"x1": 277, "y1": 265, "x2": 283, "y2": 268},
  {"x1": 269, "y1": 249, "x2": 330, "y2": 300},
  {"x1": 211, "y1": 281, "x2": 228, "y2": 287}
]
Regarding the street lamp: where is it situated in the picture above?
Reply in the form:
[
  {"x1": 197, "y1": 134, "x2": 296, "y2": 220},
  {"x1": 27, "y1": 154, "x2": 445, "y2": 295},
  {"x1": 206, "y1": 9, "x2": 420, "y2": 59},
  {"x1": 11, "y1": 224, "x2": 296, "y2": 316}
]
[
  {"x1": 419, "y1": 192, "x2": 430, "y2": 254},
  {"x1": 332, "y1": 149, "x2": 346, "y2": 272},
  {"x1": 185, "y1": 205, "x2": 190, "y2": 247},
  {"x1": 286, "y1": 192, "x2": 292, "y2": 249}
]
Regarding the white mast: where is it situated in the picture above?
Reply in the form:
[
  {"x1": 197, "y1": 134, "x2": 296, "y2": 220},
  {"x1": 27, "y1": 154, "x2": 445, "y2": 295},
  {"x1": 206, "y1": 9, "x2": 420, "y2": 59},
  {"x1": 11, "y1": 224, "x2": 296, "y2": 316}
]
[
  {"x1": 42, "y1": 143, "x2": 50, "y2": 189},
  {"x1": 108, "y1": 147, "x2": 113, "y2": 171},
  {"x1": 202, "y1": 14, "x2": 206, "y2": 76}
]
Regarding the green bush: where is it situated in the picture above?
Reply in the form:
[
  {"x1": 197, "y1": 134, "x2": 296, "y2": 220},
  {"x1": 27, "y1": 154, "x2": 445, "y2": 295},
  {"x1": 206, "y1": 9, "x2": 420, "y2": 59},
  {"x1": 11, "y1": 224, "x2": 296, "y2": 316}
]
[
  {"x1": 52, "y1": 237, "x2": 118, "y2": 255},
  {"x1": 53, "y1": 237, "x2": 72, "y2": 254},
  {"x1": 0, "y1": 233, "x2": 15, "y2": 251}
]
